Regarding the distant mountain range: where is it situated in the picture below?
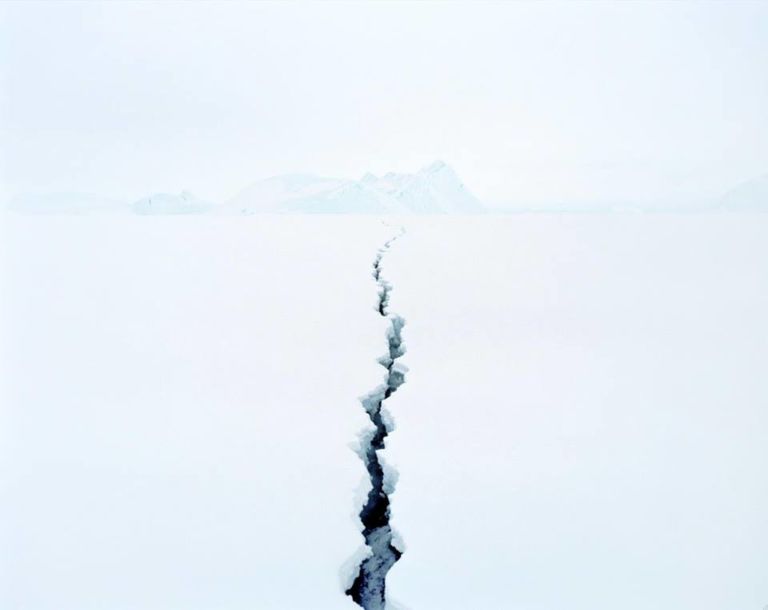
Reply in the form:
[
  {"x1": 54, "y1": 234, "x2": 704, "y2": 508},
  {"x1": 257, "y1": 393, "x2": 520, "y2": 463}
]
[
  {"x1": 5, "y1": 161, "x2": 483, "y2": 215},
  {"x1": 6, "y1": 164, "x2": 768, "y2": 214},
  {"x1": 224, "y1": 161, "x2": 484, "y2": 214}
]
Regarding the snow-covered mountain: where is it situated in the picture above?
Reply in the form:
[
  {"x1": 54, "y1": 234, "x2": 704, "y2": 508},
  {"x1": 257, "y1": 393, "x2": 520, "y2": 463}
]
[
  {"x1": 224, "y1": 174, "x2": 403, "y2": 214},
  {"x1": 132, "y1": 191, "x2": 214, "y2": 215},
  {"x1": 719, "y1": 173, "x2": 768, "y2": 211},
  {"x1": 225, "y1": 161, "x2": 484, "y2": 214},
  {"x1": 5, "y1": 162, "x2": 483, "y2": 216}
]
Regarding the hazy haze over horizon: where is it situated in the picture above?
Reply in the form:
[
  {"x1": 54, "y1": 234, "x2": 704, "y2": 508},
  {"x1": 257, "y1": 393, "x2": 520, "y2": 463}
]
[{"x1": 1, "y1": 1, "x2": 767, "y2": 208}]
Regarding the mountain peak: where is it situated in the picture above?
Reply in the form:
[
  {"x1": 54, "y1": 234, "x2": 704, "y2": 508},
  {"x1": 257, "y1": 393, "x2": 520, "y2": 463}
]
[
  {"x1": 420, "y1": 160, "x2": 451, "y2": 175},
  {"x1": 225, "y1": 161, "x2": 484, "y2": 214}
]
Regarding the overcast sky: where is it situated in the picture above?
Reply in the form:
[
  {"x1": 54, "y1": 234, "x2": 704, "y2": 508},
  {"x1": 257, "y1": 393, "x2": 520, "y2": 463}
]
[{"x1": 1, "y1": 1, "x2": 767, "y2": 206}]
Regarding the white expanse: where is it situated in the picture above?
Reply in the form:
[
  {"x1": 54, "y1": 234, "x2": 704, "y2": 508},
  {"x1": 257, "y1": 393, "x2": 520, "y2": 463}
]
[
  {"x1": 3, "y1": 2, "x2": 767, "y2": 606},
  {"x1": 2, "y1": 213, "x2": 767, "y2": 610},
  {"x1": 1, "y1": 214, "x2": 393, "y2": 610},
  {"x1": 383, "y1": 214, "x2": 768, "y2": 610}
]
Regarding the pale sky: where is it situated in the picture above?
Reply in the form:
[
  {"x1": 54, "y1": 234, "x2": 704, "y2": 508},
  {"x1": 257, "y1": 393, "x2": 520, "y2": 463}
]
[{"x1": 1, "y1": 1, "x2": 767, "y2": 207}]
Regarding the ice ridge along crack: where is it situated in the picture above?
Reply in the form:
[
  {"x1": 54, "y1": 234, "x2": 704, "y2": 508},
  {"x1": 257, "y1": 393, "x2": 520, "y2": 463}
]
[{"x1": 346, "y1": 229, "x2": 407, "y2": 610}]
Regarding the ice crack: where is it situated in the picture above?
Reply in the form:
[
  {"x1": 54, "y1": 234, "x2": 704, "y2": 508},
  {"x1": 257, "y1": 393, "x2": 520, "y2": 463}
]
[{"x1": 346, "y1": 229, "x2": 406, "y2": 610}]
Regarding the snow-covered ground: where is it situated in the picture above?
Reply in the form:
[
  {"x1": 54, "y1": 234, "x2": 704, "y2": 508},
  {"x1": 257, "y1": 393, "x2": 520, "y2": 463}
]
[
  {"x1": 2, "y1": 213, "x2": 767, "y2": 610},
  {"x1": 383, "y1": 214, "x2": 768, "y2": 610},
  {"x1": 1, "y1": 215, "x2": 392, "y2": 610}
]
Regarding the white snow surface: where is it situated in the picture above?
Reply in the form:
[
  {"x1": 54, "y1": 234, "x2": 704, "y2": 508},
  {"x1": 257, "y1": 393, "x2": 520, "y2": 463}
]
[
  {"x1": 2, "y1": 212, "x2": 767, "y2": 610},
  {"x1": 1, "y1": 214, "x2": 394, "y2": 610},
  {"x1": 225, "y1": 161, "x2": 484, "y2": 215},
  {"x1": 382, "y1": 214, "x2": 768, "y2": 610}
]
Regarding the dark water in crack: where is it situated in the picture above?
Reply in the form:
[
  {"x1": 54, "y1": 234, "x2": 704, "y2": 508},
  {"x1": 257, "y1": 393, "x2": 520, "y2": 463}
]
[{"x1": 346, "y1": 233, "x2": 406, "y2": 610}]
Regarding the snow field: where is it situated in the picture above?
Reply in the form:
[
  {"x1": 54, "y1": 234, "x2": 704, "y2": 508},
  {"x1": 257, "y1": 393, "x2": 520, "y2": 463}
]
[
  {"x1": 383, "y1": 214, "x2": 768, "y2": 610},
  {"x1": 3, "y1": 213, "x2": 767, "y2": 610},
  {"x1": 1, "y1": 214, "x2": 392, "y2": 610}
]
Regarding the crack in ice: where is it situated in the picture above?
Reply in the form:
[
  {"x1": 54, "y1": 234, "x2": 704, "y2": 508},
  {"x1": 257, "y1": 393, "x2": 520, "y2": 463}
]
[{"x1": 346, "y1": 229, "x2": 406, "y2": 610}]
